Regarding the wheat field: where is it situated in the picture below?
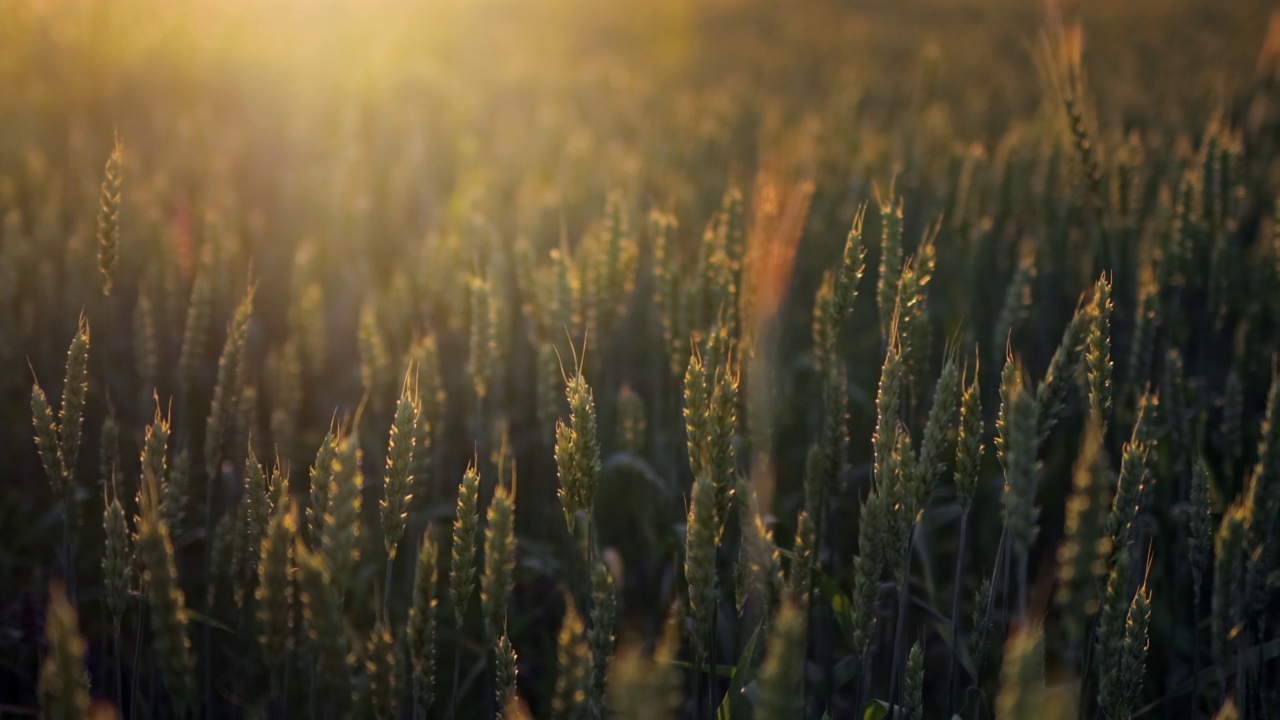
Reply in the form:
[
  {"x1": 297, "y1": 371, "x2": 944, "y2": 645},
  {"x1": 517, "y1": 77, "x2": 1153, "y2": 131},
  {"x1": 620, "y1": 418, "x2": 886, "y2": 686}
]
[{"x1": 2, "y1": 0, "x2": 1280, "y2": 718}]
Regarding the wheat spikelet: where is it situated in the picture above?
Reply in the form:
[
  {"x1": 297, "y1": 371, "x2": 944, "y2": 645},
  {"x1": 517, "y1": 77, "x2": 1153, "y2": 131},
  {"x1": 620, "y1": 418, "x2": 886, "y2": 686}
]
[
  {"x1": 651, "y1": 210, "x2": 688, "y2": 378},
  {"x1": 102, "y1": 475, "x2": 131, "y2": 627},
  {"x1": 877, "y1": 194, "x2": 904, "y2": 343},
  {"x1": 407, "y1": 333, "x2": 444, "y2": 474},
  {"x1": 995, "y1": 625, "x2": 1044, "y2": 720},
  {"x1": 133, "y1": 290, "x2": 158, "y2": 411},
  {"x1": 99, "y1": 413, "x2": 119, "y2": 491},
  {"x1": 790, "y1": 508, "x2": 815, "y2": 605},
  {"x1": 1036, "y1": 303, "x2": 1089, "y2": 444},
  {"x1": 588, "y1": 554, "x2": 617, "y2": 713},
  {"x1": 256, "y1": 503, "x2": 296, "y2": 669},
  {"x1": 290, "y1": 282, "x2": 327, "y2": 378},
  {"x1": 895, "y1": 230, "x2": 936, "y2": 384},
  {"x1": 450, "y1": 462, "x2": 480, "y2": 627},
  {"x1": 267, "y1": 339, "x2": 302, "y2": 456},
  {"x1": 683, "y1": 347, "x2": 712, "y2": 479},
  {"x1": 358, "y1": 622, "x2": 399, "y2": 720},
  {"x1": 236, "y1": 446, "x2": 273, "y2": 605},
  {"x1": 873, "y1": 332, "x2": 905, "y2": 499},
  {"x1": 322, "y1": 430, "x2": 363, "y2": 598},
  {"x1": 969, "y1": 579, "x2": 995, "y2": 680},
  {"x1": 359, "y1": 299, "x2": 392, "y2": 411},
  {"x1": 706, "y1": 338, "x2": 739, "y2": 539},
  {"x1": 1099, "y1": 584, "x2": 1151, "y2": 720},
  {"x1": 955, "y1": 362, "x2": 984, "y2": 511},
  {"x1": 756, "y1": 599, "x2": 805, "y2": 720},
  {"x1": 205, "y1": 285, "x2": 254, "y2": 482},
  {"x1": 37, "y1": 581, "x2": 90, "y2": 720},
  {"x1": 1189, "y1": 456, "x2": 1213, "y2": 603},
  {"x1": 811, "y1": 271, "x2": 838, "y2": 375},
  {"x1": 994, "y1": 238, "x2": 1037, "y2": 351},
  {"x1": 905, "y1": 641, "x2": 924, "y2": 720},
  {"x1": 999, "y1": 357, "x2": 1039, "y2": 562},
  {"x1": 833, "y1": 202, "x2": 869, "y2": 323},
  {"x1": 606, "y1": 604, "x2": 682, "y2": 720},
  {"x1": 468, "y1": 275, "x2": 498, "y2": 401},
  {"x1": 1055, "y1": 417, "x2": 1112, "y2": 644},
  {"x1": 308, "y1": 429, "x2": 339, "y2": 541},
  {"x1": 736, "y1": 475, "x2": 782, "y2": 616},
  {"x1": 685, "y1": 473, "x2": 718, "y2": 660},
  {"x1": 806, "y1": 358, "x2": 849, "y2": 516},
  {"x1": 482, "y1": 480, "x2": 516, "y2": 642},
  {"x1": 408, "y1": 529, "x2": 439, "y2": 717},
  {"x1": 1212, "y1": 502, "x2": 1248, "y2": 662},
  {"x1": 616, "y1": 384, "x2": 646, "y2": 455},
  {"x1": 296, "y1": 537, "x2": 348, "y2": 701},
  {"x1": 97, "y1": 132, "x2": 123, "y2": 295},
  {"x1": 1095, "y1": 547, "x2": 1132, "y2": 686},
  {"x1": 1084, "y1": 275, "x2": 1113, "y2": 423},
  {"x1": 552, "y1": 596, "x2": 591, "y2": 720},
  {"x1": 381, "y1": 373, "x2": 420, "y2": 560},
  {"x1": 916, "y1": 349, "x2": 960, "y2": 506},
  {"x1": 177, "y1": 223, "x2": 216, "y2": 404},
  {"x1": 136, "y1": 460, "x2": 196, "y2": 716},
  {"x1": 31, "y1": 381, "x2": 64, "y2": 497},
  {"x1": 555, "y1": 373, "x2": 601, "y2": 535},
  {"x1": 59, "y1": 315, "x2": 90, "y2": 484},
  {"x1": 1108, "y1": 400, "x2": 1152, "y2": 549},
  {"x1": 495, "y1": 633, "x2": 520, "y2": 718}
]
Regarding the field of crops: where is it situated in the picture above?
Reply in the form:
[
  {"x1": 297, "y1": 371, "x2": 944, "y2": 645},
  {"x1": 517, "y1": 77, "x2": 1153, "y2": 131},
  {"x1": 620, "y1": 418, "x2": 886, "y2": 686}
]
[{"x1": 3, "y1": 0, "x2": 1280, "y2": 717}]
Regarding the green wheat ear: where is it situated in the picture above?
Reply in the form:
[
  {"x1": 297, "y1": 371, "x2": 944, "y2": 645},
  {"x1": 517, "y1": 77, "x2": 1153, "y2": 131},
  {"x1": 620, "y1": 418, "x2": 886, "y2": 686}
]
[
  {"x1": 482, "y1": 479, "x2": 516, "y2": 643},
  {"x1": 587, "y1": 553, "x2": 617, "y2": 715},
  {"x1": 607, "y1": 601, "x2": 682, "y2": 720},
  {"x1": 450, "y1": 462, "x2": 481, "y2": 628},
  {"x1": 904, "y1": 641, "x2": 924, "y2": 720},
  {"x1": 205, "y1": 284, "x2": 254, "y2": 483},
  {"x1": 1055, "y1": 416, "x2": 1112, "y2": 646},
  {"x1": 495, "y1": 633, "x2": 520, "y2": 718},
  {"x1": 616, "y1": 384, "x2": 647, "y2": 455},
  {"x1": 1099, "y1": 583, "x2": 1152, "y2": 720},
  {"x1": 995, "y1": 625, "x2": 1045, "y2": 720},
  {"x1": 38, "y1": 581, "x2": 90, "y2": 720},
  {"x1": 756, "y1": 599, "x2": 806, "y2": 720},
  {"x1": 555, "y1": 371, "x2": 601, "y2": 536},
  {"x1": 32, "y1": 313, "x2": 90, "y2": 499},
  {"x1": 97, "y1": 131, "x2": 123, "y2": 296},
  {"x1": 322, "y1": 429, "x2": 364, "y2": 599},
  {"x1": 876, "y1": 192, "x2": 904, "y2": 344},
  {"x1": 552, "y1": 595, "x2": 591, "y2": 720},
  {"x1": 381, "y1": 371, "x2": 420, "y2": 560},
  {"x1": 408, "y1": 528, "x2": 440, "y2": 718},
  {"x1": 256, "y1": 502, "x2": 296, "y2": 670},
  {"x1": 358, "y1": 622, "x2": 399, "y2": 720},
  {"x1": 137, "y1": 457, "x2": 196, "y2": 716},
  {"x1": 102, "y1": 474, "x2": 132, "y2": 629},
  {"x1": 685, "y1": 473, "x2": 718, "y2": 661},
  {"x1": 296, "y1": 537, "x2": 348, "y2": 705}
]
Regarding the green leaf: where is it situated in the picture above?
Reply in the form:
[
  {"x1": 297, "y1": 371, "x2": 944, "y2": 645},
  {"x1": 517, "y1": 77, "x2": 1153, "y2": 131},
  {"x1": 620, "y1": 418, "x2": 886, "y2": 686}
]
[
  {"x1": 813, "y1": 569, "x2": 855, "y2": 645},
  {"x1": 184, "y1": 608, "x2": 233, "y2": 634},
  {"x1": 716, "y1": 623, "x2": 763, "y2": 720},
  {"x1": 863, "y1": 699, "x2": 890, "y2": 720}
]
